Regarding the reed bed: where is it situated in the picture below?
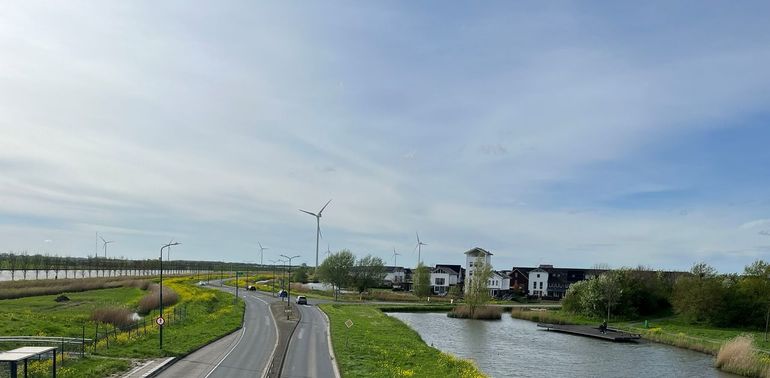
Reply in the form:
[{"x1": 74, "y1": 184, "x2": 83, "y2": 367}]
[{"x1": 448, "y1": 305, "x2": 503, "y2": 320}]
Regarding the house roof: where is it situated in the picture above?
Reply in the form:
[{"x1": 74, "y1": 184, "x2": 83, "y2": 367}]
[
  {"x1": 464, "y1": 247, "x2": 493, "y2": 256},
  {"x1": 435, "y1": 264, "x2": 463, "y2": 275}
]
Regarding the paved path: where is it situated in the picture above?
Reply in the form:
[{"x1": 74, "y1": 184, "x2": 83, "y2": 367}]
[
  {"x1": 281, "y1": 298, "x2": 338, "y2": 378},
  {"x1": 157, "y1": 286, "x2": 278, "y2": 378}
]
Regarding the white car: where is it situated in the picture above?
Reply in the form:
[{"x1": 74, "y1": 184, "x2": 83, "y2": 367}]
[{"x1": 296, "y1": 295, "x2": 307, "y2": 305}]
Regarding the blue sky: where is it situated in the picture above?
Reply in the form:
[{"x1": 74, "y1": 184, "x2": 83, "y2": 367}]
[{"x1": 1, "y1": 1, "x2": 770, "y2": 273}]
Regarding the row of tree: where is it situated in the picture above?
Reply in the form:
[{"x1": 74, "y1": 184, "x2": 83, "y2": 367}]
[
  {"x1": 316, "y1": 250, "x2": 387, "y2": 300},
  {"x1": 563, "y1": 260, "x2": 770, "y2": 333},
  {"x1": 671, "y1": 261, "x2": 770, "y2": 330},
  {"x1": 0, "y1": 252, "x2": 266, "y2": 281}
]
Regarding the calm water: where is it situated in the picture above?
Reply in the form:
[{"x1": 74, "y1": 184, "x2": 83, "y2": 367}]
[{"x1": 389, "y1": 312, "x2": 735, "y2": 378}]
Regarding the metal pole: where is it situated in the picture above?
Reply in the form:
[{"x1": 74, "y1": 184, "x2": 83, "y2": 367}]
[
  {"x1": 159, "y1": 246, "x2": 163, "y2": 350},
  {"x1": 315, "y1": 218, "x2": 320, "y2": 271},
  {"x1": 158, "y1": 241, "x2": 180, "y2": 350}
]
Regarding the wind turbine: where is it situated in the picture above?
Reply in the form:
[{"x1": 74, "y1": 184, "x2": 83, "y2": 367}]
[
  {"x1": 393, "y1": 248, "x2": 401, "y2": 267},
  {"x1": 325, "y1": 243, "x2": 332, "y2": 258},
  {"x1": 414, "y1": 232, "x2": 427, "y2": 266},
  {"x1": 299, "y1": 199, "x2": 332, "y2": 270},
  {"x1": 258, "y1": 242, "x2": 268, "y2": 266},
  {"x1": 99, "y1": 236, "x2": 115, "y2": 258}
]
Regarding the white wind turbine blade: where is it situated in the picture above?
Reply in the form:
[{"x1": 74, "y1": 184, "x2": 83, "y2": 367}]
[
  {"x1": 299, "y1": 209, "x2": 318, "y2": 217},
  {"x1": 318, "y1": 199, "x2": 332, "y2": 216}
]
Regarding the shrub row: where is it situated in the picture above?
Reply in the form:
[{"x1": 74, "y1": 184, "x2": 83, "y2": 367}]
[
  {"x1": 0, "y1": 277, "x2": 152, "y2": 300},
  {"x1": 137, "y1": 284, "x2": 179, "y2": 315}
]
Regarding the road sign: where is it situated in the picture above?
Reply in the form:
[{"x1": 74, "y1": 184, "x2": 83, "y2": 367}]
[
  {"x1": 156, "y1": 316, "x2": 165, "y2": 326},
  {"x1": 345, "y1": 319, "x2": 353, "y2": 329}
]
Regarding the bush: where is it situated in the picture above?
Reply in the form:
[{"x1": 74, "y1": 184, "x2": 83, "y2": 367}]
[
  {"x1": 448, "y1": 305, "x2": 502, "y2": 320},
  {"x1": 138, "y1": 284, "x2": 179, "y2": 315},
  {"x1": 91, "y1": 307, "x2": 134, "y2": 327}
]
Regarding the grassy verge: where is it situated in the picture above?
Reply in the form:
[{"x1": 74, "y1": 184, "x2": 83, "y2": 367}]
[
  {"x1": 0, "y1": 276, "x2": 245, "y2": 377},
  {"x1": 95, "y1": 276, "x2": 244, "y2": 357},
  {"x1": 320, "y1": 304, "x2": 486, "y2": 378}
]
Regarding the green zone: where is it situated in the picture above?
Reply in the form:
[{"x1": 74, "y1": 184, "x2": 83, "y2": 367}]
[
  {"x1": 0, "y1": 276, "x2": 244, "y2": 378},
  {"x1": 320, "y1": 304, "x2": 486, "y2": 378}
]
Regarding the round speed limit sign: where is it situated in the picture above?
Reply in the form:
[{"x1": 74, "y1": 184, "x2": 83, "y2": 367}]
[{"x1": 156, "y1": 316, "x2": 165, "y2": 326}]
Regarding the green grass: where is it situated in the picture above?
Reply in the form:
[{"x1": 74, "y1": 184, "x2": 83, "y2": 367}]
[
  {"x1": 510, "y1": 308, "x2": 770, "y2": 357},
  {"x1": 0, "y1": 276, "x2": 245, "y2": 377},
  {"x1": 320, "y1": 304, "x2": 486, "y2": 378},
  {"x1": 616, "y1": 317, "x2": 770, "y2": 354},
  {"x1": 0, "y1": 286, "x2": 145, "y2": 337},
  {"x1": 95, "y1": 277, "x2": 245, "y2": 358}
]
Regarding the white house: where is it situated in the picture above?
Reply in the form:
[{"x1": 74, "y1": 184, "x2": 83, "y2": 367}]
[
  {"x1": 486, "y1": 271, "x2": 511, "y2": 297},
  {"x1": 464, "y1": 247, "x2": 510, "y2": 297},
  {"x1": 528, "y1": 268, "x2": 548, "y2": 297},
  {"x1": 384, "y1": 266, "x2": 405, "y2": 288},
  {"x1": 430, "y1": 265, "x2": 463, "y2": 294}
]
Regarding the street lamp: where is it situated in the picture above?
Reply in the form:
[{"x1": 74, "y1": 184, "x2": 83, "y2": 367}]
[
  {"x1": 281, "y1": 254, "x2": 300, "y2": 308},
  {"x1": 270, "y1": 259, "x2": 284, "y2": 297},
  {"x1": 159, "y1": 241, "x2": 180, "y2": 350}
]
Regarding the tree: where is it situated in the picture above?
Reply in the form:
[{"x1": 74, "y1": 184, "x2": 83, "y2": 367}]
[
  {"x1": 448, "y1": 285, "x2": 462, "y2": 301},
  {"x1": 464, "y1": 256, "x2": 492, "y2": 317},
  {"x1": 741, "y1": 260, "x2": 770, "y2": 341},
  {"x1": 292, "y1": 263, "x2": 310, "y2": 284},
  {"x1": 351, "y1": 255, "x2": 386, "y2": 298},
  {"x1": 317, "y1": 249, "x2": 355, "y2": 301},
  {"x1": 671, "y1": 262, "x2": 726, "y2": 324},
  {"x1": 412, "y1": 263, "x2": 431, "y2": 299},
  {"x1": 599, "y1": 271, "x2": 622, "y2": 322}
]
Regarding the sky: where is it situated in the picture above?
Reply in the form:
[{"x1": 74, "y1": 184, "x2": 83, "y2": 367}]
[{"x1": 1, "y1": 1, "x2": 770, "y2": 273}]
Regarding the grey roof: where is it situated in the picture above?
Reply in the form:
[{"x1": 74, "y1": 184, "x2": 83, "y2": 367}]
[{"x1": 464, "y1": 247, "x2": 493, "y2": 256}]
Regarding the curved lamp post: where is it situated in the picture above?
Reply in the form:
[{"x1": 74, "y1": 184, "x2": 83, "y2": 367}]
[
  {"x1": 281, "y1": 254, "x2": 300, "y2": 308},
  {"x1": 159, "y1": 241, "x2": 180, "y2": 350}
]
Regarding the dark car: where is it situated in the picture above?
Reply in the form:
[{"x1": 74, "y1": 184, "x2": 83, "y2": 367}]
[{"x1": 247, "y1": 285, "x2": 256, "y2": 291}]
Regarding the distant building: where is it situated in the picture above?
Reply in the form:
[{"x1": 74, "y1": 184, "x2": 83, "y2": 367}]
[
  {"x1": 511, "y1": 264, "x2": 605, "y2": 298},
  {"x1": 430, "y1": 265, "x2": 464, "y2": 295},
  {"x1": 464, "y1": 247, "x2": 511, "y2": 297}
]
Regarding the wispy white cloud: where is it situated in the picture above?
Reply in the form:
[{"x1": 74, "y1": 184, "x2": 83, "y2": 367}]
[{"x1": 1, "y1": 2, "x2": 769, "y2": 272}]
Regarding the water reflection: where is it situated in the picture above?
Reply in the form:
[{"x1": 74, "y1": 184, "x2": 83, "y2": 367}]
[{"x1": 389, "y1": 312, "x2": 735, "y2": 378}]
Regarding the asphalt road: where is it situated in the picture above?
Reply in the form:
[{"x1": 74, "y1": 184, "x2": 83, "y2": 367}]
[
  {"x1": 281, "y1": 299, "x2": 337, "y2": 378},
  {"x1": 157, "y1": 285, "x2": 279, "y2": 378}
]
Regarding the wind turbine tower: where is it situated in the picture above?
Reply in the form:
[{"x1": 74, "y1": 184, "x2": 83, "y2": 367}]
[
  {"x1": 299, "y1": 199, "x2": 332, "y2": 270},
  {"x1": 415, "y1": 232, "x2": 427, "y2": 266},
  {"x1": 258, "y1": 242, "x2": 268, "y2": 267},
  {"x1": 100, "y1": 236, "x2": 115, "y2": 259}
]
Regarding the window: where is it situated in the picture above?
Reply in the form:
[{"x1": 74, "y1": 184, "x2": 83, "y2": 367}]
[
  {"x1": 539, "y1": 282, "x2": 543, "y2": 289},
  {"x1": 435, "y1": 278, "x2": 445, "y2": 285},
  {"x1": 537, "y1": 274, "x2": 540, "y2": 278}
]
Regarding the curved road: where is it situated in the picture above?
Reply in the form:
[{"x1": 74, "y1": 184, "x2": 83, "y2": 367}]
[
  {"x1": 158, "y1": 285, "x2": 279, "y2": 378},
  {"x1": 282, "y1": 299, "x2": 338, "y2": 378}
]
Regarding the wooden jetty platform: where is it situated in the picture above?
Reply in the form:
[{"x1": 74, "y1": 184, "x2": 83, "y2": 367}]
[{"x1": 537, "y1": 323, "x2": 641, "y2": 342}]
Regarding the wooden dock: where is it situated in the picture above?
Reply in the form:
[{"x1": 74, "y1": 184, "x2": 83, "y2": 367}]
[{"x1": 537, "y1": 323, "x2": 641, "y2": 342}]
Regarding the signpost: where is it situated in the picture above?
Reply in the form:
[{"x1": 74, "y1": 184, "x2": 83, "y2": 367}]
[
  {"x1": 345, "y1": 319, "x2": 353, "y2": 348},
  {"x1": 156, "y1": 316, "x2": 165, "y2": 326}
]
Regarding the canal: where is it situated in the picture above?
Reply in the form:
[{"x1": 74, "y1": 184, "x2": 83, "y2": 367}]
[{"x1": 389, "y1": 312, "x2": 735, "y2": 377}]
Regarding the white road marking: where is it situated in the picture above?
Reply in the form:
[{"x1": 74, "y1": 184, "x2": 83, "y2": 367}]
[{"x1": 203, "y1": 327, "x2": 247, "y2": 378}]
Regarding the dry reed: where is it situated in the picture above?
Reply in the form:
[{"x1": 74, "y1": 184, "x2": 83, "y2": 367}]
[
  {"x1": 91, "y1": 307, "x2": 134, "y2": 327},
  {"x1": 448, "y1": 305, "x2": 502, "y2": 320}
]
